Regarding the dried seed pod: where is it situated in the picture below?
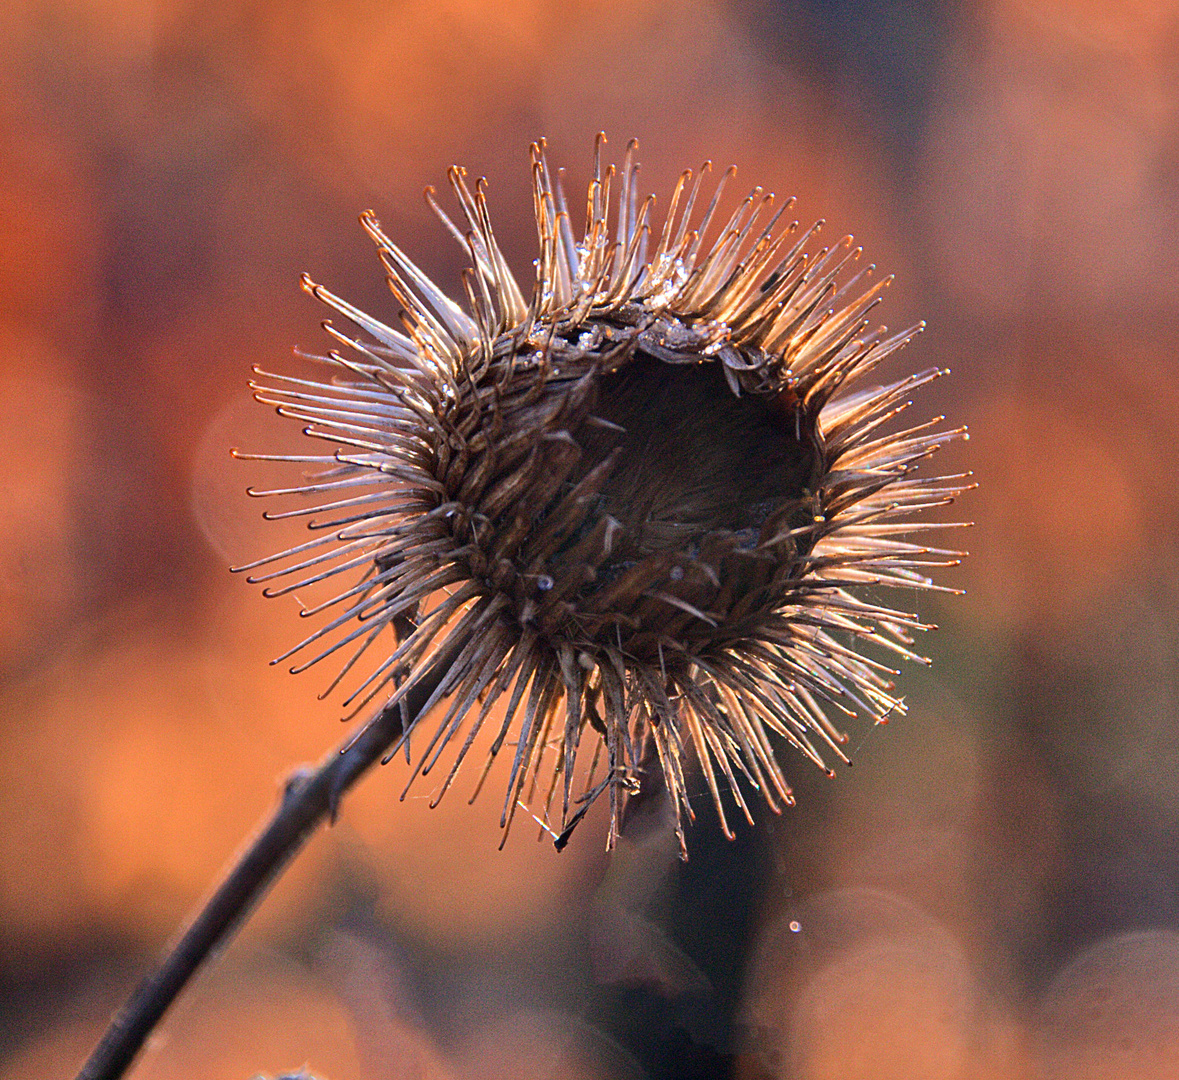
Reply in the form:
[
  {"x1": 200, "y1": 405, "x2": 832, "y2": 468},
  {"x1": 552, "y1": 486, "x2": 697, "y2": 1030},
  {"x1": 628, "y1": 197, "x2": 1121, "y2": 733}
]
[{"x1": 236, "y1": 136, "x2": 970, "y2": 854}]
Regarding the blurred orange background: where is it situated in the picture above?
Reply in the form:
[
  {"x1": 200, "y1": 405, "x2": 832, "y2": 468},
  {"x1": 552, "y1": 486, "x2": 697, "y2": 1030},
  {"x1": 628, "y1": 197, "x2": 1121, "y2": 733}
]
[{"x1": 2, "y1": 1, "x2": 1179, "y2": 1078}]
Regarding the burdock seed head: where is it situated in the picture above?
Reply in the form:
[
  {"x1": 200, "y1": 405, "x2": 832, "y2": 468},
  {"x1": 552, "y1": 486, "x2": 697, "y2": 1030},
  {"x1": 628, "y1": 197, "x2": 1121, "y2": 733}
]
[{"x1": 235, "y1": 136, "x2": 969, "y2": 855}]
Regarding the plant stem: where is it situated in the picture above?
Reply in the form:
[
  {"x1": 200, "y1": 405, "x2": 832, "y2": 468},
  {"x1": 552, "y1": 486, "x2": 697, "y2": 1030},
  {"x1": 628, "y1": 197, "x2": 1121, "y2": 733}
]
[{"x1": 74, "y1": 646, "x2": 459, "y2": 1080}]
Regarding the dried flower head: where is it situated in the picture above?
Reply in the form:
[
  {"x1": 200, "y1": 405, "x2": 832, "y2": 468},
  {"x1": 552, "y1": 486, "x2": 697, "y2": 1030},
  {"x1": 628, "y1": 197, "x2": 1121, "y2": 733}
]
[{"x1": 236, "y1": 136, "x2": 969, "y2": 854}]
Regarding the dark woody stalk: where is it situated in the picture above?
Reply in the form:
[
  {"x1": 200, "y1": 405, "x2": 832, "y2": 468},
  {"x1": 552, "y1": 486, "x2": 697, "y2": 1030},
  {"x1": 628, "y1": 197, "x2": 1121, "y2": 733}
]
[{"x1": 75, "y1": 639, "x2": 460, "y2": 1080}]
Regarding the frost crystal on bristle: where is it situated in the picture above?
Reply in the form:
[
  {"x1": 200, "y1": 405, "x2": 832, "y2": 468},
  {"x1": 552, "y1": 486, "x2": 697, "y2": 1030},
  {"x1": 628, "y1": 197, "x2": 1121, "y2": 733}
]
[{"x1": 236, "y1": 135, "x2": 970, "y2": 855}]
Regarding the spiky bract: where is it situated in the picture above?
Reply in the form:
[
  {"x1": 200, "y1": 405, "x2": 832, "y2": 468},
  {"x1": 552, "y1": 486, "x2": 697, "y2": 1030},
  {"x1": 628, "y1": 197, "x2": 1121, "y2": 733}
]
[{"x1": 236, "y1": 136, "x2": 968, "y2": 854}]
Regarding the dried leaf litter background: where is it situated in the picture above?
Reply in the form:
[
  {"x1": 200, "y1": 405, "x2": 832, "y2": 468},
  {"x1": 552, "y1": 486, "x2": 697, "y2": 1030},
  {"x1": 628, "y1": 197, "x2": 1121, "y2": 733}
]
[{"x1": 2, "y1": 1, "x2": 1179, "y2": 1078}]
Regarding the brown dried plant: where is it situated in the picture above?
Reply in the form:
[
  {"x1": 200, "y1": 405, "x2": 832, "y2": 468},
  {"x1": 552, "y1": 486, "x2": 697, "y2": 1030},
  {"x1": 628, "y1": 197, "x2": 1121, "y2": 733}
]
[
  {"x1": 76, "y1": 135, "x2": 970, "y2": 1080},
  {"x1": 236, "y1": 135, "x2": 969, "y2": 855}
]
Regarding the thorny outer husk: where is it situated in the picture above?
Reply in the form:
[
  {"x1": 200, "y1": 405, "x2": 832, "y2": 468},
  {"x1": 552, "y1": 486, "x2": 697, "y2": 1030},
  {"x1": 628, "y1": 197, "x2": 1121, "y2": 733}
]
[{"x1": 235, "y1": 136, "x2": 970, "y2": 855}]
